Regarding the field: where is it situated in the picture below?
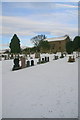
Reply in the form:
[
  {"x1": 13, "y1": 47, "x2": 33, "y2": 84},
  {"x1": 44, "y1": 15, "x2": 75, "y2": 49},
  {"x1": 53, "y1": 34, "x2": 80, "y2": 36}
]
[{"x1": 2, "y1": 54, "x2": 78, "y2": 118}]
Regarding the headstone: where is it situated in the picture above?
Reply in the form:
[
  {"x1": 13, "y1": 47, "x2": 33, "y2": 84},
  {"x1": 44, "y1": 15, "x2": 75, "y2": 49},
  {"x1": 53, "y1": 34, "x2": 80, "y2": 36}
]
[
  {"x1": 35, "y1": 53, "x2": 40, "y2": 58},
  {"x1": 37, "y1": 58, "x2": 41, "y2": 64},
  {"x1": 39, "y1": 58, "x2": 41, "y2": 63},
  {"x1": 45, "y1": 57, "x2": 49, "y2": 62},
  {"x1": 27, "y1": 61, "x2": 30, "y2": 67},
  {"x1": 60, "y1": 53, "x2": 64, "y2": 58},
  {"x1": 42, "y1": 58, "x2": 45, "y2": 62},
  {"x1": 4, "y1": 55, "x2": 7, "y2": 60},
  {"x1": 10, "y1": 54, "x2": 13, "y2": 59},
  {"x1": 54, "y1": 55, "x2": 58, "y2": 60},
  {"x1": 31, "y1": 60, "x2": 34, "y2": 66},
  {"x1": 30, "y1": 57, "x2": 33, "y2": 59},
  {"x1": 64, "y1": 52, "x2": 66, "y2": 56},
  {"x1": 20, "y1": 57, "x2": 26, "y2": 68},
  {"x1": 8, "y1": 54, "x2": 10, "y2": 60},
  {"x1": 0, "y1": 56, "x2": 2, "y2": 61},
  {"x1": 45, "y1": 57, "x2": 47, "y2": 62},
  {"x1": 47, "y1": 57, "x2": 49, "y2": 62},
  {"x1": 12, "y1": 57, "x2": 21, "y2": 71},
  {"x1": 68, "y1": 56, "x2": 75, "y2": 62},
  {"x1": 73, "y1": 56, "x2": 75, "y2": 62}
]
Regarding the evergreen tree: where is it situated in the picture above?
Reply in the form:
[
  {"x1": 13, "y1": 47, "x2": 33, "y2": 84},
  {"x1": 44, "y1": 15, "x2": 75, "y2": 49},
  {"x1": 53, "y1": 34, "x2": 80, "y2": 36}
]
[
  {"x1": 66, "y1": 41, "x2": 73, "y2": 54},
  {"x1": 9, "y1": 34, "x2": 21, "y2": 54},
  {"x1": 73, "y1": 36, "x2": 80, "y2": 57},
  {"x1": 73, "y1": 36, "x2": 80, "y2": 51}
]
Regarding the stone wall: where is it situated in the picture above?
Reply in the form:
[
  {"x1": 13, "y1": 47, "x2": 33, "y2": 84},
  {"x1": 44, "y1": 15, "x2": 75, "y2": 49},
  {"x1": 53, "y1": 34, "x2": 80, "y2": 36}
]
[{"x1": 49, "y1": 39, "x2": 69, "y2": 53}]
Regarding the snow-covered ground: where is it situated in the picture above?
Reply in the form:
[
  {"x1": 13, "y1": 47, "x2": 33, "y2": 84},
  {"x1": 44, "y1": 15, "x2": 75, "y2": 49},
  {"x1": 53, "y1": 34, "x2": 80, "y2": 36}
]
[
  {"x1": 0, "y1": 61, "x2": 2, "y2": 119},
  {"x1": 2, "y1": 54, "x2": 78, "y2": 118}
]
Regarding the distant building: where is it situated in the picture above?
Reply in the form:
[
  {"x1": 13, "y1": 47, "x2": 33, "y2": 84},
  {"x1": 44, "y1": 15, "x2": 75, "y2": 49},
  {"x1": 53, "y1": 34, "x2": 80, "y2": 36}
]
[{"x1": 45, "y1": 35, "x2": 70, "y2": 53}]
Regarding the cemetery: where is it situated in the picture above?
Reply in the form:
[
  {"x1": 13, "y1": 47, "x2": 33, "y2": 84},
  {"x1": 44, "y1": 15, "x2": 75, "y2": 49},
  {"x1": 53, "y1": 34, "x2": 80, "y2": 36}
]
[
  {"x1": 0, "y1": 34, "x2": 79, "y2": 118},
  {"x1": 1, "y1": 34, "x2": 79, "y2": 118},
  {"x1": 1, "y1": 2, "x2": 80, "y2": 119},
  {"x1": 2, "y1": 52, "x2": 78, "y2": 118},
  {"x1": 0, "y1": 52, "x2": 77, "y2": 71}
]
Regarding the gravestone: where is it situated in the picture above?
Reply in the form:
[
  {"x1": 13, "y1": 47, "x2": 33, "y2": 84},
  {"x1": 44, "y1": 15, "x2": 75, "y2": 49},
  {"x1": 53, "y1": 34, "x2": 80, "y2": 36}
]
[
  {"x1": 35, "y1": 53, "x2": 40, "y2": 58},
  {"x1": 8, "y1": 54, "x2": 10, "y2": 60},
  {"x1": 73, "y1": 56, "x2": 75, "y2": 61},
  {"x1": 45, "y1": 57, "x2": 47, "y2": 62},
  {"x1": 37, "y1": 58, "x2": 41, "y2": 64},
  {"x1": 64, "y1": 52, "x2": 66, "y2": 56},
  {"x1": 0, "y1": 56, "x2": 2, "y2": 61},
  {"x1": 47, "y1": 57, "x2": 49, "y2": 62},
  {"x1": 20, "y1": 57, "x2": 26, "y2": 68},
  {"x1": 30, "y1": 57, "x2": 33, "y2": 59},
  {"x1": 54, "y1": 55, "x2": 58, "y2": 60},
  {"x1": 45, "y1": 57, "x2": 49, "y2": 62},
  {"x1": 68, "y1": 56, "x2": 75, "y2": 62},
  {"x1": 10, "y1": 54, "x2": 14, "y2": 59},
  {"x1": 4, "y1": 55, "x2": 7, "y2": 60},
  {"x1": 42, "y1": 58, "x2": 45, "y2": 62},
  {"x1": 40, "y1": 58, "x2": 45, "y2": 63},
  {"x1": 12, "y1": 57, "x2": 21, "y2": 71},
  {"x1": 31, "y1": 60, "x2": 34, "y2": 66},
  {"x1": 39, "y1": 58, "x2": 41, "y2": 63},
  {"x1": 27, "y1": 61, "x2": 30, "y2": 67},
  {"x1": 60, "y1": 53, "x2": 64, "y2": 58}
]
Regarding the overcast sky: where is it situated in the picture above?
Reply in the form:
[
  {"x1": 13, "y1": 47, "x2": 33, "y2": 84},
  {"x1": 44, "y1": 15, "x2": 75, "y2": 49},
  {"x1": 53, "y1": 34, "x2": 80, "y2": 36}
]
[{"x1": 1, "y1": 2, "x2": 78, "y2": 49}]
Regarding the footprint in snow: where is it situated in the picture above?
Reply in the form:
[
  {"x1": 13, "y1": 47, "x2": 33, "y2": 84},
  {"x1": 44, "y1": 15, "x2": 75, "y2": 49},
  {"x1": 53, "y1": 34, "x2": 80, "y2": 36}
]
[{"x1": 49, "y1": 110, "x2": 53, "y2": 113}]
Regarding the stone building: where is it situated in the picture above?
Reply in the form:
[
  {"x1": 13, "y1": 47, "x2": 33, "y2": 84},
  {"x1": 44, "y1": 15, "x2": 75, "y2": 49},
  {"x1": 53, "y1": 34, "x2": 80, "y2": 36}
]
[{"x1": 45, "y1": 35, "x2": 70, "y2": 53}]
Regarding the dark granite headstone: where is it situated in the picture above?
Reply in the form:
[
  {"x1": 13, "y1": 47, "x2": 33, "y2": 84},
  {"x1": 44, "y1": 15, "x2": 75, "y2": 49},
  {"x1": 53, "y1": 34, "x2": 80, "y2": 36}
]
[
  {"x1": 54, "y1": 55, "x2": 58, "y2": 60},
  {"x1": 42, "y1": 58, "x2": 45, "y2": 62},
  {"x1": 68, "y1": 56, "x2": 75, "y2": 62},
  {"x1": 27, "y1": 61, "x2": 30, "y2": 67},
  {"x1": 39, "y1": 58, "x2": 41, "y2": 62},
  {"x1": 12, "y1": 58, "x2": 21, "y2": 71},
  {"x1": 31, "y1": 60, "x2": 34, "y2": 66},
  {"x1": 60, "y1": 53, "x2": 64, "y2": 58},
  {"x1": 37, "y1": 58, "x2": 41, "y2": 64},
  {"x1": 30, "y1": 57, "x2": 33, "y2": 59},
  {"x1": 10, "y1": 54, "x2": 14, "y2": 59},
  {"x1": 45, "y1": 57, "x2": 47, "y2": 62},
  {"x1": 4, "y1": 55, "x2": 7, "y2": 60},
  {"x1": 47, "y1": 57, "x2": 49, "y2": 62}
]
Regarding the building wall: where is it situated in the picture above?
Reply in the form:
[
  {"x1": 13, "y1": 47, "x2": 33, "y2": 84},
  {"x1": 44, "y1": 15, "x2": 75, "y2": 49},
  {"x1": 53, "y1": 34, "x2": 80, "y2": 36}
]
[{"x1": 49, "y1": 38, "x2": 69, "y2": 53}]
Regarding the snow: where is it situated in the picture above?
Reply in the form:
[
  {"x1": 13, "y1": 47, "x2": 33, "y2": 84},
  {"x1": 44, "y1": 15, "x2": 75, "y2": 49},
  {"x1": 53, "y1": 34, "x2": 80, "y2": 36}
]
[
  {"x1": 45, "y1": 35, "x2": 68, "y2": 42},
  {"x1": 2, "y1": 54, "x2": 78, "y2": 118},
  {"x1": 0, "y1": 61, "x2": 2, "y2": 120}
]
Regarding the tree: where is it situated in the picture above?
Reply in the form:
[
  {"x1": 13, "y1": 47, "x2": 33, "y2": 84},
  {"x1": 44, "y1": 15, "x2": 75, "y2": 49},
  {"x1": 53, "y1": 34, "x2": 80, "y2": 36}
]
[
  {"x1": 66, "y1": 41, "x2": 73, "y2": 54},
  {"x1": 38, "y1": 40, "x2": 50, "y2": 53},
  {"x1": 9, "y1": 34, "x2": 21, "y2": 54},
  {"x1": 31, "y1": 35, "x2": 46, "y2": 47},
  {"x1": 73, "y1": 36, "x2": 80, "y2": 57},
  {"x1": 31, "y1": 34, "x2": 46, "y2": 52},
  {"x1": 73, "y1": 36, "x2": 80, "y2": 51}
]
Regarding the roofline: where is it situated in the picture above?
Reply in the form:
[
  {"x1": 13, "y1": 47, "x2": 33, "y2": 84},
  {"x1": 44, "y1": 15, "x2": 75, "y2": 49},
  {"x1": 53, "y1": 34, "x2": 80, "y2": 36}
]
[{"x1": 45, "y1": 35, "x2": 69, "y2": 42}]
